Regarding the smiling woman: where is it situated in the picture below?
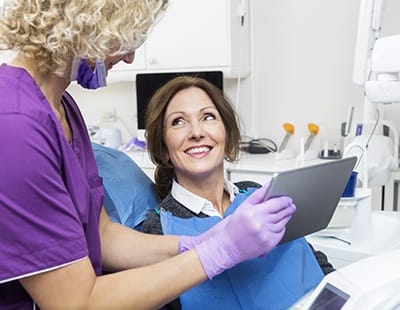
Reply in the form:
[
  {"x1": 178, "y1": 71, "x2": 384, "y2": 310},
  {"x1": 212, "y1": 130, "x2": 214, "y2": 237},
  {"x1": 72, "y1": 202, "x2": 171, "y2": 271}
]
[
  {"x1": 142, "y1": 76, "x2": 331, "y2": 310},
  {"x1": 145, "y1": 75, "x2": 241, "y2": 200},
  {"x1": 162, "y1": 87, "x2": 228, "y2": 192}
]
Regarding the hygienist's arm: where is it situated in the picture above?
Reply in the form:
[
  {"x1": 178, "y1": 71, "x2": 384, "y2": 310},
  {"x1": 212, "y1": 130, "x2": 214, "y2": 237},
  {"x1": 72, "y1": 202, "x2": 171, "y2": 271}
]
[
  {"x1": 20, "y1": 236, "x2": 206, "y2": 310},
  {"x1": 99, "y1": 207, "x2": 180, "y2": 271}
]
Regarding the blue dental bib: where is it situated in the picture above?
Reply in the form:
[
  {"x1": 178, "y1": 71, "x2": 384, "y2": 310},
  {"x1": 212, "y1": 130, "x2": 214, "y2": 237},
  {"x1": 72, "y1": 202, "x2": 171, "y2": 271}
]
[{"x1": 160, "y1": 192, "x2": 323, "y2": 310}]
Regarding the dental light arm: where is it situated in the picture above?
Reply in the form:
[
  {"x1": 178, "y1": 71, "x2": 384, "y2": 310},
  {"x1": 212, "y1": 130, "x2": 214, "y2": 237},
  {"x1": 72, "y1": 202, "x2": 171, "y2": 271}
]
[
  {"x1": 365, "y1": 35, "x2": 400, "y2": 104},
  {"x1": 350, "y1": 0, "x2": 399, "y2": 187},
  {"x1": 353, "y1": 0, "x2": 400, "y2": 109},
  {"x1": 353, "y1": 0, "x2": 385, "y2": 87}
]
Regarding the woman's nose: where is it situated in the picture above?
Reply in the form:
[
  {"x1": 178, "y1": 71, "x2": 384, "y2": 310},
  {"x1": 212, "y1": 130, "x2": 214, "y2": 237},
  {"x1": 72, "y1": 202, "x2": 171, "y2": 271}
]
[
  {"x1": 189, "y1": 121, "x2": 205, "y2": 139},
  {"x1": 123, "y1": 52, "x2": 135, "y2": 64}
]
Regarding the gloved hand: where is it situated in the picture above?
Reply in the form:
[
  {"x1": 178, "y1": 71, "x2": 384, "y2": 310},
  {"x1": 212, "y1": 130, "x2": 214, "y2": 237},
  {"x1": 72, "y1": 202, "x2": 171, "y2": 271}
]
[
  {"x1": 194, "y1": 185, "x2": 296, "y2": 279},
  {"x1": 178, "y1": 215, "x2": 228, "y2": 253},
  {"x1": 178, "y1": 181, "x2": 270, "y2": 253}
]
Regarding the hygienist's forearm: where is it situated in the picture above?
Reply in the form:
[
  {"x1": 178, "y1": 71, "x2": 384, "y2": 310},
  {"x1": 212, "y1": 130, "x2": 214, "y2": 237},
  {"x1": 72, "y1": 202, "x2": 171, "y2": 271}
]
[
  {"x1": 21, "y1": 250, "x2": 207, "y2": 310},
  {"x1": 99, "y1": 208, "x2": 180, "y2": 271},
  {"x1": 90, "y1": 249, "x2": 206, "y2": 310}
]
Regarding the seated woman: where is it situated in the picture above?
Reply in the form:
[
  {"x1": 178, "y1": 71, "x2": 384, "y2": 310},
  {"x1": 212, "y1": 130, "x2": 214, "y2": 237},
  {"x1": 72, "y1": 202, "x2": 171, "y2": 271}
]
[{"x1": 142, "y1": 76, "x2": 333, "y2": 310}]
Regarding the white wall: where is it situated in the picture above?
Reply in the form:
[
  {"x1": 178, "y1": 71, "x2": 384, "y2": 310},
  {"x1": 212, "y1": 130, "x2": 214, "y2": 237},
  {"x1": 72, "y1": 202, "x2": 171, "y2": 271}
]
[
  {"x1": 249, "y1": 0, "x2": 400, "y2": 152},
  {"x1": 250, "y1": 0, "x2": 361, "y2": 149},
  {"x1": 68, "y1": 0, "x2": 400, "y2": 149}
]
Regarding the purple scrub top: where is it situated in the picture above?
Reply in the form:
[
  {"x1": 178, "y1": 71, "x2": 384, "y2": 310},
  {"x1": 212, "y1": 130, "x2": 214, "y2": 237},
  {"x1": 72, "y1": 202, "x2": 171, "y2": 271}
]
[{"x1": 0, "y1": 64, "x2": 103, "y2": 308}]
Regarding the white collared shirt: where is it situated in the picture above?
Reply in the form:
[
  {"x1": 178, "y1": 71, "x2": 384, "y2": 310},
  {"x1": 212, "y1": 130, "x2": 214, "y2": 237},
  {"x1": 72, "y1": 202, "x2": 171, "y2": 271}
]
[{"x1": 171, "y1": 179, "x2": 239, "y2": 218}]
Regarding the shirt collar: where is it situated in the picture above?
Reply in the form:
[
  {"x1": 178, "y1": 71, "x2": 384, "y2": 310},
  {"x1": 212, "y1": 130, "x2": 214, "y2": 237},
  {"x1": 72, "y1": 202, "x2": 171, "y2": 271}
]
[{"x1": 171, "y1": 179, "x2": 239, "y2": 217}]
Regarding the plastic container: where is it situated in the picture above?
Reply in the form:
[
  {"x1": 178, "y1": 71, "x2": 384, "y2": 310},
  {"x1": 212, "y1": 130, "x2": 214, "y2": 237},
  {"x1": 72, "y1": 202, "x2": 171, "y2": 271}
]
[{"x1": 342, "y1": 171, "x2": 358, "y2": 197}]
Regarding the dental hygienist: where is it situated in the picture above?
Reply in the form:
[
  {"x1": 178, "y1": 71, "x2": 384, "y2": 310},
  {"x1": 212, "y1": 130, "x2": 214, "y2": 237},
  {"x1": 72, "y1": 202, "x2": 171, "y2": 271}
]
[{"x1": 0, "y1": 1, "x2": 296, "y2": 309}]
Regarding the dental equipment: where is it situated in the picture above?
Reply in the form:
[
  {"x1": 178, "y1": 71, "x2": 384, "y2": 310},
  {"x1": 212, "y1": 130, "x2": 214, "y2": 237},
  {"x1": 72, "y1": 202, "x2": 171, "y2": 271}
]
[
  {"x1": 294, "y1": 2, "x2": 400, "y2": 308},
  {"x1": 345, "y1": 106, "x2": 355, "y2": 137},
  {"x1": 350, "y1": 0, "x2": 399, "y2": 189},
  {"x1": 304, "y1": 123, "x2": 319, "y2": 152},
  {"x1": 278, "y1": 123, "x2": 295, "y2": 152}
]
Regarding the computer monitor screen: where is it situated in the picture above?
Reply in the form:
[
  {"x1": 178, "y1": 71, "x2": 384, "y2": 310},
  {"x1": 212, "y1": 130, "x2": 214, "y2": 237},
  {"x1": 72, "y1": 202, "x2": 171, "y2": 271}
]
[{"x1": 135, "y1": 71, "x2": 223, "y2": 141}]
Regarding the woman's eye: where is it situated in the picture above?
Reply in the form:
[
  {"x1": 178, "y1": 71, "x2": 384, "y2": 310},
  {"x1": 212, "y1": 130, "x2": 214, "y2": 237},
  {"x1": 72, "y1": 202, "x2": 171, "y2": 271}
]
[
  {"x1": 171, "y1": 117, "x2": 185, "y2": 126},
  {"x1": 204, "y1": 113, "x2": 216, "y2": 121}
]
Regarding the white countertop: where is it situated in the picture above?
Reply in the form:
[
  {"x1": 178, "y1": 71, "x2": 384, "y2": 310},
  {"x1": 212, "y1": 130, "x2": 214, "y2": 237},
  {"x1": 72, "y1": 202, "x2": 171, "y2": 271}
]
[
  {"x1": 307, "y1": 210, "x2": 400, "y2": 268},
  {"x1": 226, "y1": 152, "x2": 331, "y2": 174}
]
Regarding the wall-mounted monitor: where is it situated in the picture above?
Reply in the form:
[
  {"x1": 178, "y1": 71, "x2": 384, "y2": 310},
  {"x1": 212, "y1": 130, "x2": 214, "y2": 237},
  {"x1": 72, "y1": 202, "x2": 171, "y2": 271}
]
[{"x1": 135, "y1": 71, "x2": 223, "y2": 142}]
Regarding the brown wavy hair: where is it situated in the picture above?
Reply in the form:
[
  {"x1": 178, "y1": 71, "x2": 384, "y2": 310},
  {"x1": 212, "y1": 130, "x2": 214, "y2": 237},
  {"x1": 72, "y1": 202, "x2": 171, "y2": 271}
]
[{"x1": 145, "y1": 75, "x2": 241, "y2": 199}]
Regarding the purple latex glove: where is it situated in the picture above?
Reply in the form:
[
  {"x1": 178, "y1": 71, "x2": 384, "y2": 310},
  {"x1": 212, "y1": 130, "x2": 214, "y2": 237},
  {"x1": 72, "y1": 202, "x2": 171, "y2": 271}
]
[
  {"x1": 195, "y1": 185, "x2": 296, "y2": 279},
  {"x1": 179, "y1": 219, "x2": 228, "y2": 253},
  {"x1": 178, "y1": 181, "x2": 271, "y2": 253}
]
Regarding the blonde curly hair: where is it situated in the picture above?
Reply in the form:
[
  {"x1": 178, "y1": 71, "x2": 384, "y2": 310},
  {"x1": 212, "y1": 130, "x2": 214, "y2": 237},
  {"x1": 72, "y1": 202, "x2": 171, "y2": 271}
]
[{"x1": 0, "y1": 0, "x2": 167, "y2": 77}]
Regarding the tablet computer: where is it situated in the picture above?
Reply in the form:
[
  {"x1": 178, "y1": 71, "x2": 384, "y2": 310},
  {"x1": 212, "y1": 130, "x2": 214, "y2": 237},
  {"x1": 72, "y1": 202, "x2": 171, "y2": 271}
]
[{"x1": 264, "y1": 156, "x2": 357, "y2": 244}]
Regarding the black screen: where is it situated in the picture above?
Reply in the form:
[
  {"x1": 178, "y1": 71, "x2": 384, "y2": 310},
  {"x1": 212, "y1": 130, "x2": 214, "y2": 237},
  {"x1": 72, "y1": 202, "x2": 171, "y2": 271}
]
[{"x1": 135, "y1": 71, "x2": 223, "y2": 130}]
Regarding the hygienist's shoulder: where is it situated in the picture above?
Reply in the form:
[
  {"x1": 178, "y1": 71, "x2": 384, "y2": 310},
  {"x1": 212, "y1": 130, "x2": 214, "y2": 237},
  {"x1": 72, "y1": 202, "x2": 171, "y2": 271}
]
[{"x1": 0, "y1": 65, "x2": 61, "y2": 137}]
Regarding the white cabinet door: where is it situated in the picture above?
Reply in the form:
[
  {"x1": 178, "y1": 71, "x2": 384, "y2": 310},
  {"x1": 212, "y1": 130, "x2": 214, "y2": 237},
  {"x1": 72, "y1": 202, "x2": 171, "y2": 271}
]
[
  {"x1": 109, "y1": 0, "x2": 250, "y2": 81},
  {"x1": 145, "y1": 0, "x2": 230, "y2": 70}
]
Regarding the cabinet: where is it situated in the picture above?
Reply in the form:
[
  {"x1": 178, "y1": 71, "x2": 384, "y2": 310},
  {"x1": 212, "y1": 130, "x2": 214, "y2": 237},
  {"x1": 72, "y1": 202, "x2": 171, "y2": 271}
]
[{"x1": 108, "y1": 0, "x2": 250, "y2": 83}]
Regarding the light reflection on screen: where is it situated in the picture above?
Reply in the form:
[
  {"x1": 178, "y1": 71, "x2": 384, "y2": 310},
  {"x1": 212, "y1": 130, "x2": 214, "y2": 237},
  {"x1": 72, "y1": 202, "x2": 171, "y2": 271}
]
[{"x1": 309, "y1": 283, "x2": 350, "y2": 310}]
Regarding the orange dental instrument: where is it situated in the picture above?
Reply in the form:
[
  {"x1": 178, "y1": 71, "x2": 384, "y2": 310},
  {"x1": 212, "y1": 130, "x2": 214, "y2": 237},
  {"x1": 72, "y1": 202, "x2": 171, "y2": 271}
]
[
  {"x1": 278, "y1": 123, "x2": 295, "y2": 152},
  {"x1": 304, "y1": 123, "x2": 319, "y2": 151}
]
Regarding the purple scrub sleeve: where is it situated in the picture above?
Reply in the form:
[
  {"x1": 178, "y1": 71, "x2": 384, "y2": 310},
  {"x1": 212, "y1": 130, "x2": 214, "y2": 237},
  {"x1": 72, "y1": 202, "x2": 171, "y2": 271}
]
[
  {"x1": 0, "y1": 114, "x2": 88, "y2": 280},
  {"x1": 0, "y1": 64, "x2": 103, "y2": 308}
]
